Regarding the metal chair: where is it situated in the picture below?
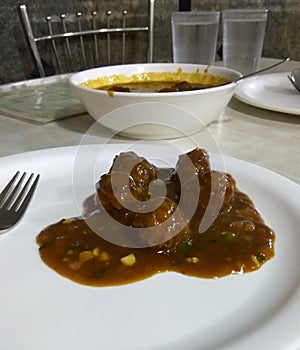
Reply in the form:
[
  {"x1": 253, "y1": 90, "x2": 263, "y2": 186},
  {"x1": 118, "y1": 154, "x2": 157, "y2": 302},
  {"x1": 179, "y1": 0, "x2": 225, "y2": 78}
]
[{"x1": 18, "y1": 1, "x2": 155, "y2": 77}]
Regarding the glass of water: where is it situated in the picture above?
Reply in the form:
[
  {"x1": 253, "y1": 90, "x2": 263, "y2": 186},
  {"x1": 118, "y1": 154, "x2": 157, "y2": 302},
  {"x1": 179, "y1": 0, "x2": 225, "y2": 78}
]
[
  {"x1": 171, "y1": 11, "x2": 220, "y2": 65},
  {"x1": 222, "y1": 9, "x2": 268, "y2": 74}
]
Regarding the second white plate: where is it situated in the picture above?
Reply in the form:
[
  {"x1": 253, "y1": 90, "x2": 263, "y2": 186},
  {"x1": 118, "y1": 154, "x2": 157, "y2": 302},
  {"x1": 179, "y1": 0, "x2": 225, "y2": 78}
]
[{"x1": 234, "y1": 72, "x2": 300, "y2": 115}]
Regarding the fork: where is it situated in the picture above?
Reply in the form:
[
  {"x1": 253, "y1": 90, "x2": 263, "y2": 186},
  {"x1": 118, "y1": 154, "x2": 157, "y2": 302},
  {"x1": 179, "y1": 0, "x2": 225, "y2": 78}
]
[{"x1": 0, "y1": 171, "x2": 40, "y2": 232}]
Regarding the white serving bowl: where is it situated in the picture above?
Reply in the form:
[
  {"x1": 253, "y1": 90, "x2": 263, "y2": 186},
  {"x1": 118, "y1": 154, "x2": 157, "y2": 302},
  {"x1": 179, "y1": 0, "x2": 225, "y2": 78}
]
[{"x1": 69, "y1": 63, "x2": 241, "y2": 139}]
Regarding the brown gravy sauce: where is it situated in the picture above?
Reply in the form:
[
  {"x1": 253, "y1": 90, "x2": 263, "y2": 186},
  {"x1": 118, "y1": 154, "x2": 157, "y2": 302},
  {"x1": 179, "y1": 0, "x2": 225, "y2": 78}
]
[
  {"x1": 101, "y1": 81, "x2": 216, "y2": 94},
  {"x1": 36, "y1": 149, "x2": 275, "y2": 287},
  {"x1": 81, "y1": 68, "x2": 229, "y2": 95}
]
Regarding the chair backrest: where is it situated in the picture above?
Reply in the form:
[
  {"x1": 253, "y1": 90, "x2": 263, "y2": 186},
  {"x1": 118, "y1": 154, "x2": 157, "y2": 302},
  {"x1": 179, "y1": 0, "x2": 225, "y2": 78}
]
[{"x1": 18, "y1": 1, "x2": 155, "y2": 77}]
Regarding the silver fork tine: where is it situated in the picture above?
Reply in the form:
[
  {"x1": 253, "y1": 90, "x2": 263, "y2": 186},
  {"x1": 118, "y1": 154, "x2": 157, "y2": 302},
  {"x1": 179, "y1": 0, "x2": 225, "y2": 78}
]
[
  {"x1": 0, "y1": 172, "x2": 40, "y2": 231},
  {"x1": 10, "y1": 173, "x2": 34, "y2": 211},
  {"x1": 0, "y1": 171, "x2": 20, "y2": 205},
  {"x1": 14, "y1": 174, "x2": 40, "y2": 215},
  {"x1": 1, "y1": 172, "x2": 26, "y2": 209}
]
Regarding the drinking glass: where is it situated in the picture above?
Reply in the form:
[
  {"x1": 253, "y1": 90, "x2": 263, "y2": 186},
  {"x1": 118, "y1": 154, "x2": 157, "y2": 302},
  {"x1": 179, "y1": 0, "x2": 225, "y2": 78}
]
[
  {"x1": 222, "y1": 9, "x2": 268, "y2": 74},
  {"x1": 171, "y1": 11, "x2": 220, "y2": 65}
]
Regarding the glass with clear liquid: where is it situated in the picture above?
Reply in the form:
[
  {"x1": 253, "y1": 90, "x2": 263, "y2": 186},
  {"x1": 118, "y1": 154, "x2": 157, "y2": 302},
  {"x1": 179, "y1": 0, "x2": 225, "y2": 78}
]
[
  {"x1": 171, "y1": 12, "x2": 220, "y2": 65},
  {"x1": 222, "y1": 10, "x2": 268, "y2": 74}
]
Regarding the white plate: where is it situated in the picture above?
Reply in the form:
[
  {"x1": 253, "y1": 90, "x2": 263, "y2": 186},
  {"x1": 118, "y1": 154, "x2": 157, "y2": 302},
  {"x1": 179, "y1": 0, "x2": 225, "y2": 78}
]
[
  {"x1": 0, "y1": 144, "x2": 300, "y2": 350},
  {"x1": 234, "y1": 72, "x2": 300, "y2": 115}
]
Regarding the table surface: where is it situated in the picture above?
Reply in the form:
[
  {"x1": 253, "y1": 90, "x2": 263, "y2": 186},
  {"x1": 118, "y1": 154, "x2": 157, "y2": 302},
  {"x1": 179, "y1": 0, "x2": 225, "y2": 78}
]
[{"x1": 1, "y1": 58, "x2": 299, "y2": 184}]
